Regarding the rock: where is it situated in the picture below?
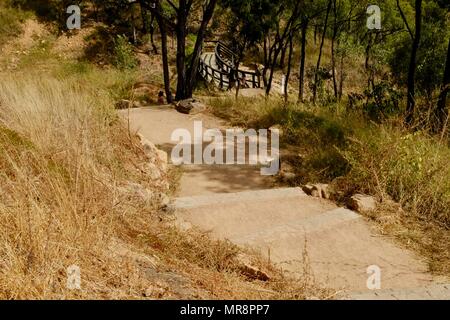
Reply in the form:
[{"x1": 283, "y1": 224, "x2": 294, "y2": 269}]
[
  {"x1": 236, "y1": 254, "x2": 270, "y2": 281},
  {"x1": 156, "y1": 149, "x2": 168, "y2": 165},
  {"x1": 115, "y1": 99, "x2": 141, "y2": 109},
  {"x1": 116, "y1": 182, "x2": 156, "y2": 205},
  {"x1": 302, "y1": 184, "x2": 315, "y2": 195},
  {"x1": 137, "y1": 133, "x2": 158, "y2": 158},
  {"x1": 159, "y1": 193, "x2": 170, "y2": 207},
  {"x1": 175, "y1": 99, "x2": 206, "y2": 114},
  {"x1": 302, "y1": 183, "x2": 330, "y2": 199},
  {"x1": 349, "y1": 194, "x2": 377, "y2": 212}
]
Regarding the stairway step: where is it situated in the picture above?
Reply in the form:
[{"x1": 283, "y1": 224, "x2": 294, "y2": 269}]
[
  {"x1": 174, "y1": 187, "x2": 306, "y2": 209},
  {"x1": 232, "y1": 207, "x2": 360, "y2": 244},
  {"x1": 344, "y1": 283, "x2": 450, "y2": 300}
]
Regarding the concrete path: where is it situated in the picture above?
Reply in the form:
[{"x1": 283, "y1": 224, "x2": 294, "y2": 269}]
[
  {"x1": 121, "y1": 106, "x2": 449, "y2": 299},
  {"x1": 121, "y1": 106, "x2": 273, "y2": 197}
]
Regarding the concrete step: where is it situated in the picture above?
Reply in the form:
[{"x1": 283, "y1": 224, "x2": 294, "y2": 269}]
[
  {"x1": 174, "y1": 188, "x2": 436, "y2": 292},
  {"x1": 174, "y1": 187, "x2": 306, "y2": 209},
  {"x1": 344, "y1": 283, "x2": 450, "y2": 300}
]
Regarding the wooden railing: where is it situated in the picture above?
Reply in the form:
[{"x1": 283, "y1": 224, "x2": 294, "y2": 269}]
[
  {"x1": 199, "y1": 52, "x2": 230, "y2": 90},
  {"x1": 201, "y1": 40, "x2": 262, "y2": 89}
]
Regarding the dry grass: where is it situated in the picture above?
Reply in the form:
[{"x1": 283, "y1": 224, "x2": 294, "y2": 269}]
[
  {"x1": 208, "y1": 95, "x2": 450, "y2": 278},
  {"x1": 0, "y1": 32, "x2": 331, "y2": 299},
  {"x1": 0, "y1": 73, "x2": 166, "y2": 299}
]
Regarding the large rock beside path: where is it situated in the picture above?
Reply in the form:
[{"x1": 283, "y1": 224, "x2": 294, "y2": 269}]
[{"x1": 175, "y1": 99, "x2": 206, "y2": 114}]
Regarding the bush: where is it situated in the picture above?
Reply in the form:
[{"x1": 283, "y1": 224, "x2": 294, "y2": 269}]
[
  {"x1": 0, "y1": 6, "x2": 30, "y2": 46},
  {"x1": 113, "y1": 35, "x2": 138, "y2": 70},
  {"x1": 342, "y1": 127, "x2": 450, "y2": 227},
  {"x1": 363, "y1": 80, "x2": 403, "y2": 121}
]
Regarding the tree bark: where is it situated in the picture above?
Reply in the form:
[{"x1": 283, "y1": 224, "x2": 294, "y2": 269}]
[
  {"x1": 185, "y1": 0, "x2": 218, "y2": 98},
  {"x1": 338, "y1": 53, "x2": 344, "y2": 101},
  {"x1": 139, "y1": 1, "x2": 158, "y2": 54},
  {"x1": 174, "y1": 0, "x2": 187, "y2": 101},
  {"x1": 312, "y1": 0, "x2": 332, "y2": 105},
  {"x1": 405, "y1": 0, "x2": 422, "y2": 126},
  {"x1": 435, "y1": 38, "x2": 450, "y2": 132},
  {"x1": 149, "y1": 12, "x2": 158, "y2": 54},
  {"x1": 156, "y1": 15, "x2": 173, "y2": 103},
  {"x1": 331, "y1": 0, "x2": 338, "y2": 99},
  {"x1": 298, "y1": 21, "x2": 308, "y2": 103},
  {"x1": 284, "y1": 34, "x2": 294, "y2": 103}
]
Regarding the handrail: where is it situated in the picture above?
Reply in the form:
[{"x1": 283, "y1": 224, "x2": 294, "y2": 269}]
[
  {"x1": 199, "y1": 53, "x2": 230, "y2": 90},
  {"x1": 201, "y1": 40, "x2": 262, "y2": 89}
]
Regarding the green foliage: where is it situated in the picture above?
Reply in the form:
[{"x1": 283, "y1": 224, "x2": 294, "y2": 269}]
[
  {"x1": 342, "y1": 127, "x2": 450, "y2": 227},
  {"x1": 0, "y1": 5, "x2": 30, "y2": 46},
  {"x1": 388, "y1": 0, "x2": 449, "y2": 96},
  {"x1": 113, "y1": 35, "x2": 138, "y2": 70},
  {"x1": 363, "y1": 80, "x2": 403, "y2": 121},
  {"x1": 209, "y1": 97, "x2": 350, "y2": 182}
]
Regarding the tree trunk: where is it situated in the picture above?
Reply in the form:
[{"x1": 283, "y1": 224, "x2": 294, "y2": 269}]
[
  {"x1": 435, "y1": 38, "x2": 450, "y2": 132},
  {"x1": 338, "y1": 53, "x2": 344, "y2": 101},
  {"x1": 279, "y1": 42, "x2": 288, "y2": 69},
  {"x1": 313, "y1": 0, "x2": 332, "y2": 105},
  {"x1": 185, "y1": 0, "x2": 218, "y2": 98},
  {"x1": 149, "y1": 12, "x2": 158, "y2": 54},
  {"x1": 331, "y1": 0, "x2": 338, "y2": 99},
  {"x1": 175, "y1": 3, "x2": 187, "y2": 101},
  {"x1": 284, "y1": 34, "x2": 294, "y2": 103},
  {"x1": 262, "y1": 37, "x2": 269, "y2": 88},
  {"x1": 405, "y1": 0, "x2": 422, "y2": 126},
  {"x1": 266, "y1": 43, "x2": 282, "y2": 96},
  {"x1": 156, "y1": 16, "x2": 173, "y2": 103},
  {"x1": 298, "y1": 21, "x2": 308, "y2": 103}
]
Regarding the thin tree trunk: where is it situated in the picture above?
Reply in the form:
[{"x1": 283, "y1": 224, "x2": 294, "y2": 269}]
[
  {"x1": 156, "y1": 17, "x2": 173, "y2": 103},
  {"x1": 149, "y1": 12, "x2": 158, "y2": 54},
  {"x1": 266, "y1": 44, "x2": 281, "y2": 96},
  {"x1": 338, "y1": 53, "x2": 344, "y2": 101},
  {"x1": 284, "y1": 34, "x2": 294, "y2": 103},
  {"x1": 279, "y1": 42, "x2": 288, "y2": 69},
  {"x1": 405, "y1": 0, "x2": 422, "y2": 126},
  {"x1": 313, "y1": 0, "x2": 332, "y2": 105},
  {"x1": 298, "y1": 21, "x2": 308, "y2": 103},
  {"x1": 174, "y1": 1, "x2": 187, "y2": 101},
  {"x1": 331, "y1": 0, "x2": 338, "y2": 99},
  {"x1": 436, "y1": 38, "x2": 450, "y2": 132},
  {"x1": 262, "y1": 37, "x2": 269, "y2": 88},
  {"x1": 185, "y1": 0, "x2": 218, "y2": 98}
]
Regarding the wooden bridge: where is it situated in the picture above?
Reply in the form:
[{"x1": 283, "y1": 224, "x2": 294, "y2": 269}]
[{"x1": 199, "y1": 41, "x2": 262, "y2": 90}]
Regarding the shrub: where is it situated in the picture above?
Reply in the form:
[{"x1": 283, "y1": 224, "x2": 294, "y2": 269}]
[
  {"x1": 342, "y1": 126, "x2": 450, "y2": 227},
  {"x1": 363, "y1": 80, "x2": 403, "y2": 121},
  {"x1": 0, "y1": 5, "x2": 30, "y2": 46},
  {"x1": 113, "y1": 35, "x2": 138, "y2": 70}
]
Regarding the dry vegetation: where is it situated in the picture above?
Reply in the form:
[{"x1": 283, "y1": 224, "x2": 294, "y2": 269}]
[
  {"x1": 0, "y1": 14, "x2": 332, "y2": 299},
  {"x1": 207, "y1": 96, "x2": 450, "y2": 276}
]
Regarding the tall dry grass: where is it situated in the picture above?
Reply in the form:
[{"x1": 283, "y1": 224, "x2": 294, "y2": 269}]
[
  {"x1": 0, "y1": 73, "x2": 166, "y2": 299},
  {"x1": 0, "y1": 72, "x2": 332, "y2": 300}
]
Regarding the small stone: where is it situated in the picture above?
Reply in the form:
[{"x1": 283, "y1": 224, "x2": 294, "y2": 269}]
[
  {"x1": 302, "y1": 183, "x2": 330, "y2": 199},
  {"x1": 236, "y1": 254, "x2": 270, "y2": 281},
  {"x1": 349, "y1": 194, "x2": 377, "y2": 212},
  {"x1": 159, "y1": 193, "x2": 170, "y2": 207},
  {"x1": 175, "y1": 99, "x2": 206, "y2": 114}
]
